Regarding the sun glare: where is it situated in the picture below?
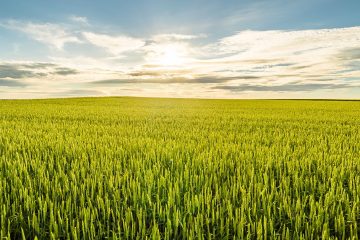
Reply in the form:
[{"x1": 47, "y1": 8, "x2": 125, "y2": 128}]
[{"x1": 157, "y1": 44, "x2": 187, "y2": 66}]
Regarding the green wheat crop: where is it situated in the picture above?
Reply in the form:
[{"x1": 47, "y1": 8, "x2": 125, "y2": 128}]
[{"x1": 0, "y1": 97, "x2": 359, "y2": 239}]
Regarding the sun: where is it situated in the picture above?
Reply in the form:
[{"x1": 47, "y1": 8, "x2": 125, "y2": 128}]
[
  {"x1": 145, "y1": 42, "x2": 191, "y2": 67},
  {"x1": 157, "y1": 44, "x2": 187, "y2": 66},
  {"x1": 161, "y1": 47, "x2": 182, "y2": 65}
]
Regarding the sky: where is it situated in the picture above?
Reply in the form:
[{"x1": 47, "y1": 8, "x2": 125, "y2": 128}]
[{"x1": 0, "y1": 0, "x2": 360, "y2": 99}]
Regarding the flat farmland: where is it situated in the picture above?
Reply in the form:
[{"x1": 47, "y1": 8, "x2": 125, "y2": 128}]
[{"x1": 0, "y1": 97, "x2": 359, "y2": 239}]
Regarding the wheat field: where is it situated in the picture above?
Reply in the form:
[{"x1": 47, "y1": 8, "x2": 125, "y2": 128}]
[{"x1": 0, "y1": 97, "x2": 359, "y2": 239}]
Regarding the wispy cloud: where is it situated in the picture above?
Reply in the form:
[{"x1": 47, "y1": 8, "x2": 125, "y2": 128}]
[
  {"x1": 0, "y1": 64, "x2": 41, "y2": 79},
  {"x1": 88, "y1": 75, "x2": 258, "y2": 85},
  {"x1": 337, "y1": 47, "x2": 360, "y2": 61},
  {"x1": 52, "y1": 67, "x2": 79, "y2": 76},
  {"x1": 0, "y1": 79, "x2": 27, "y2": 87},
  {"x1": 69, "y1": 15, "x2": 89, "y2": 25},
  {"x1": 1, "y1": 17, "x2": 359, "y2": 98},
  {"x1": 58, "y1": 89, "x2": 107, "y2": 96},
  {"x1": 151, "y1": 33, "x2": 205, "y2": 42},
  {"x1": 198, "y1": 27, "x2": 360, "y2": 88},
  {"x1": 212, "y1": 83, "x2": 353, "y2": 92},
  {"x1": 0, "y1": 62, "x2": 80, "y2": 85},
  {"x1": 0, "y1": 20, "x2": 82, "y2": 49},
  {"x1": 83, "y1": 32, "x2": 145, "y2": 55}
]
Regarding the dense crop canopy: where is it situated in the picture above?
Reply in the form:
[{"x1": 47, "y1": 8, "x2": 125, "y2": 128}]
[{"x1": 0, "y1": 98, "x2": 359, "y2": 239}]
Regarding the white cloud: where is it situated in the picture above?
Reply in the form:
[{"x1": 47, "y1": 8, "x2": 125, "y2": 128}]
[
  {"x1": 83, "y1": 32, "x2": 145, "y2": 55},
  {"x1": 151, "y1": 33, "x2": 205, "y2": 42},
  {"x1": 208, "y1": 27, "x2": 360, "y2": 57},
  {"x1": 1, "y1": 22, "x2": 360, "y2": 98},
  {"x1": 1, "y1": 20, "x2": 82, "y2": 49},
  {"x1": 69, "y1": 15, "x2": 89, "y2": 25},
  {"x1": 200, "y1": 27, "x2": 360, "y2": 82}
]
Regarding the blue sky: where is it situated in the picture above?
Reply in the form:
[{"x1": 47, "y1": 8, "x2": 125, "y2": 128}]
[{"x1": 0, "y1": 0, "x2": 359, "y2": 98}]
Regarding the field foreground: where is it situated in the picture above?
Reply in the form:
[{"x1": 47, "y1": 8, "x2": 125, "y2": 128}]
[{"x1": 0, "y1": 97, "x2": 359, "y2": 239}]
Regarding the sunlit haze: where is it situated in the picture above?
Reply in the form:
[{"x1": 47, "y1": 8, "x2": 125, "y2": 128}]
[{"x1": 0, "y1": 0, "x2": 359, "y2": 99}]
